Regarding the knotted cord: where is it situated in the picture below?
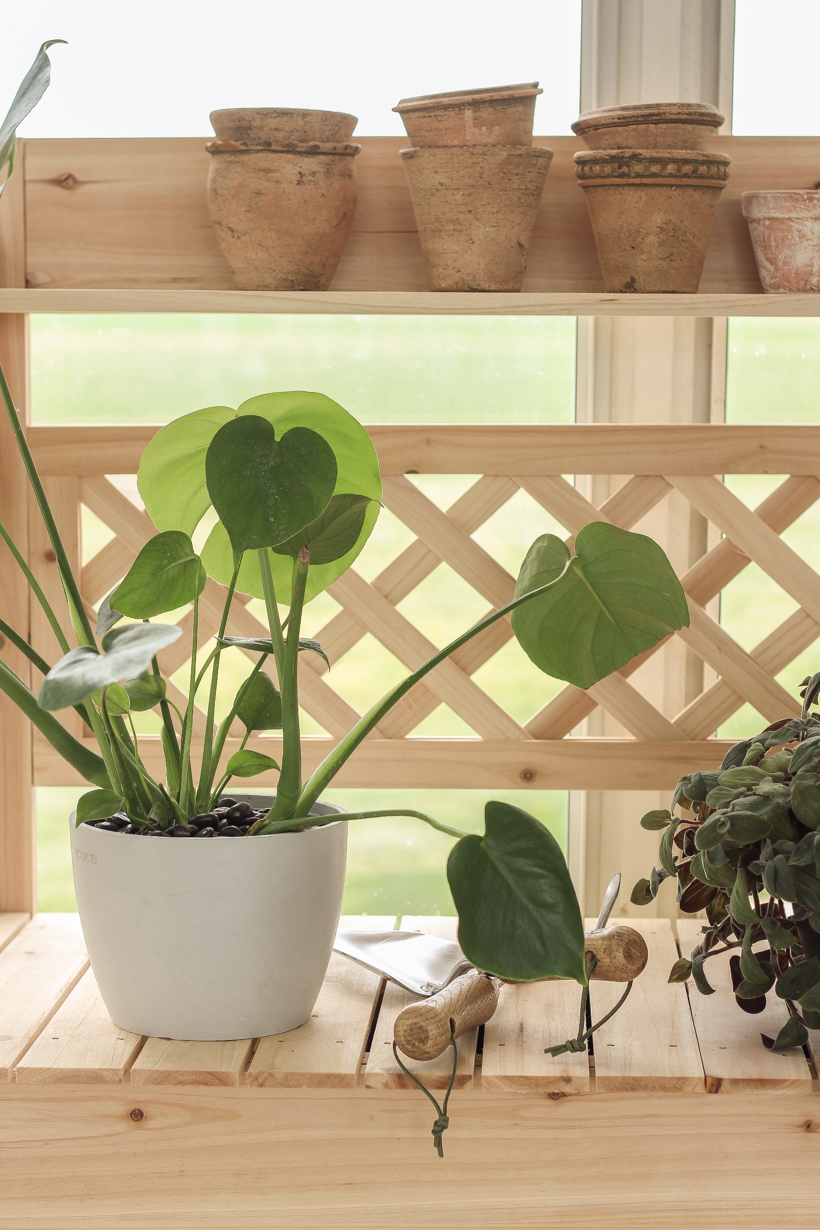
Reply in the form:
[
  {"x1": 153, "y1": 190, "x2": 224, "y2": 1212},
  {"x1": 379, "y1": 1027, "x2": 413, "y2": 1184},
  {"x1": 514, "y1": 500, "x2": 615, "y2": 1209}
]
[
  {"x1": 544, "y1": 953, "x2": 634, "y2": 1057},
  {"x1": 392, "y1": 1031, "x2": 458, "y2": 1158}
]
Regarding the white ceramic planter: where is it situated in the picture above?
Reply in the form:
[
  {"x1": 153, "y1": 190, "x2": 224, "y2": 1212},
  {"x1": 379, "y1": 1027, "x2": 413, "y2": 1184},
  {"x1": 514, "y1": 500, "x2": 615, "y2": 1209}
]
[{"x1": 70, "y1": 796, "x2": 347, "y2": 1040}]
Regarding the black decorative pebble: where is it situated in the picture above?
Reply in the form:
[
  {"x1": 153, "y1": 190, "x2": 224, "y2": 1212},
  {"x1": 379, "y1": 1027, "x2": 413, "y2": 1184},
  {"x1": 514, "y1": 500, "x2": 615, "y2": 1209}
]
[
  {"x1": 218, "y1": 797, "x2": 238, "y2": 807},
  {"x1": 120, "y1": 824, "x2": 136, "y2": 834},
  {"x1": 170, "y1": 824, "x2": 198, "y2": 837},
  {"x1": 218, "y1": 825, "x2": 243, "y2": 836},
  {"x1": 148, "y1": 830, "x2": 168, "y2": 836},
  {"x1": 226, "y1": 802, "x2": 254, "y2": 822},
  {"x1": 194, "y1": 826, "x2": 215, "y2": 838},
  {"x1": 95, "y1": 820, "x2": 120, "y2": 832},
  {"x1": 190, "y1": 812, "x2": 218, "y2": 830}
]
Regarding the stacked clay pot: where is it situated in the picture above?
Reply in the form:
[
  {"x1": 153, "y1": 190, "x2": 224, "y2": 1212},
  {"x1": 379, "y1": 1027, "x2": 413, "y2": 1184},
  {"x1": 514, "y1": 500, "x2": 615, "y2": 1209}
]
[
  {"x1": 742, "y1": 191, "x2": 820, "y2": 292},
  {"x1": 206, "y1": 108, "x2": 361, "y2": 291},
  {"x1": 394, "y1": 83, "x2": 552, "y2": 291},
  {"x1": 572, "y1": 102, "x2": 730, "y2": 293}
]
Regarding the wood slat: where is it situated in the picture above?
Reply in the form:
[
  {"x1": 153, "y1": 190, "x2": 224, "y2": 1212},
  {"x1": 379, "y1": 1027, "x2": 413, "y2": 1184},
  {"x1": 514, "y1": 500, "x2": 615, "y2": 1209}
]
[
  {"x1": 130, "y1": 1036, "x2": 254, "y2": 1087},
  {"x1": 80, "y1": 535, "x2": 135, "y2": 605},
  {"x1": 676, "y1": 919, "x2": 812, "y2": 1093},
  {"x1": 248, "y1": 915, "x2": 395, "y2": 1089},
  {"x1": 30, "y1": 423, "x2": 820, "y2": 479},
  {"x1": 586, "y1": 674, "x2": 687, "y2": 742},
  {"x1": 14, "y1": 967, "x2": 143, "y2": 1084},
  {"x1": 33, "y1": 735, "x2": 736, "y2": 790},
  {"x1": 364, "y1": 917, "x2": 478, "y2": 1090},
  {"x1": 0, "y1": 913, "x2": 29, "y2": 953},
  {"x1": 0, "y1": 915, "x2": 88, "y2": 1081},
  {"x1": 588, "y1": 917, "x2": 704, "y2": 1093},
  {"x1": 481, "y1": 980, "x2": 590, "y2": 1093}
]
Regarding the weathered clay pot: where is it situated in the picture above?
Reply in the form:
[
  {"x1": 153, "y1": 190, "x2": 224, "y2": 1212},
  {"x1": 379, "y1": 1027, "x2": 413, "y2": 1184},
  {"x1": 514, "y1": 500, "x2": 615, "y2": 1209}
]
[
  {"x1": 572, "y1": 102, "x2": 724, "y2": 151},
  {"x1": 742, "y1": 190, "x2": 820, "y2": 292},
  {"x1": 211, "y1": 107, "x2": 357, "y2": 145},
  {"x1": 394, "y1": 82, "x2": 542, "y2": 147},
  {"x1": 206, "y1": 109, "x2": 361, "y2": 291},
  {"x1": 575, "y1": 149, "x2": 731, "y2": 292},
  {"x1": 400, "y1": 145, "x2": 552, "y2": 291}
]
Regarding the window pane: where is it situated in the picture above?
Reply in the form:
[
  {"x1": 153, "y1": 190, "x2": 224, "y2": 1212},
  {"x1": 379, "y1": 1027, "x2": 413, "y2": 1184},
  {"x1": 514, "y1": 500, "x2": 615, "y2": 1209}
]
[
  {"x1": 9, "y1": 1, "x2": 581, "y2": 139},
  {"x1": 733, "y1": 0, "x2": 820, "y2": 134}
]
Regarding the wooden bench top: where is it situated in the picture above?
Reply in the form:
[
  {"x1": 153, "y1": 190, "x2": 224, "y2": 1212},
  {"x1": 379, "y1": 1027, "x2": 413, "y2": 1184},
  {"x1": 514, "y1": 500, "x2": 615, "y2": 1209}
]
[{"x1": 1, "y1": 911, "x2": 817, "y2": 1094}]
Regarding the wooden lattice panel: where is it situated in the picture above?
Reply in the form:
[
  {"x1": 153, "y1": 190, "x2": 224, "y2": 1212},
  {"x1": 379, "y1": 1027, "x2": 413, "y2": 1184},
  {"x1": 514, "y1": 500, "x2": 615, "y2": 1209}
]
[{"x1": 25, "y1": 423, "x2": 820, "y2": 791}]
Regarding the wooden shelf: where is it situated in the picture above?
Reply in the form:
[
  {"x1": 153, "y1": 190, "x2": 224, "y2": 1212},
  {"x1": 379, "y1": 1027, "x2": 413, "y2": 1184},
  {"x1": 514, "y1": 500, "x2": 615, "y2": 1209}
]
[
  {"x1": 3, "y1": 288, "x2": 820, "y2": 316},
  {"x1": 6, "y1": 134, "x2": 820, "y2": 314}
]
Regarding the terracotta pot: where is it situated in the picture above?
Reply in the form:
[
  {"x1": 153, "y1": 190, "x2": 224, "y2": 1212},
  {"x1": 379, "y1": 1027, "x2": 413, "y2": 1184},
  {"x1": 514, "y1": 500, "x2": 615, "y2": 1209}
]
[
  {"x1": 394, "y1": 82, "x2": 542, "y2": 147},
  {"x1": 575, "y1": 149, "x2": 731, "y2": 292},
  {"x1": 400, "y1": 145, "x2": 552, "y2": 291},
  {"x1": 572, "y1": 102, "x2": 724, "y2": 151},
  {"x1": 742, "y1": 190, "x2": 820, "y2": 292},
  {"x1": 210, "y1": 107, "x2": 357, "y2": 145},
  {"x1": 206, "y1": 109, "x2": 361, "y2": 291}
]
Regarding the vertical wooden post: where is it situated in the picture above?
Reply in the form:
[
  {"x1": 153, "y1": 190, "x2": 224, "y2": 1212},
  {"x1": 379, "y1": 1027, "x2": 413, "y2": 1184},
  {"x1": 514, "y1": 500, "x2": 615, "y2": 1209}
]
[
  {"x1": 0, "y1": 143, "x2": 34, "y2": 913},
  {"x1": 572, "y1": 1, "x2": 735, "y2": 919}
]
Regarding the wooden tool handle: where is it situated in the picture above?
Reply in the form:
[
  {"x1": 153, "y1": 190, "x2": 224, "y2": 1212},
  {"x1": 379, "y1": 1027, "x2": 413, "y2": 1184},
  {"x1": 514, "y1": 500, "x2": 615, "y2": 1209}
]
[
  {"x1": 583, "y1": 925, "x2": 648, "y2": 982},
  {"x1": 393, "y1": 970, "x2": 500, "y2": 1062}
]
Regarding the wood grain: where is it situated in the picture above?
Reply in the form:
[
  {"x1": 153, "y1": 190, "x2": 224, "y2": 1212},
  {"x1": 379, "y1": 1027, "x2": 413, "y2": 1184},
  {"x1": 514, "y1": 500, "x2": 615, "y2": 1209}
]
[
  {"x1": 248, "y1": 915, "x2": 395, "y2": 1088},
  {"x1": 589, "y1": 917, "x2": 705, "y2": 1093},
  {"x1": 0, "y1": 913, "x2": 29, "y2": 953},
  {"x1": 676, "y1": 919, "x2": 812, "y2": 1092},
  {"x1": 14, "y1": 967, "x2": 143, "y2": 1084},
  {"x1": 481, "y1": 978, "x2": 591, "y2": 1093},
  {"x1": 131, "y1": 1037, "x2": 254, "y2": 1087},
  {"x1": 364, "y1": 917, "x2": 477, "y2": 1090},
  {"x1": 0, "y1": 914, "x2": 88, "y2": 1081}
]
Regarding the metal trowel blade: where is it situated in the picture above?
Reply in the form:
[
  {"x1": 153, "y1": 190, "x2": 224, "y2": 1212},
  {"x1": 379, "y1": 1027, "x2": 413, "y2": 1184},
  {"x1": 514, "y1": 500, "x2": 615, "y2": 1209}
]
[{"x1": 333, "y1": 929, "x2": 474, "y2": 997}]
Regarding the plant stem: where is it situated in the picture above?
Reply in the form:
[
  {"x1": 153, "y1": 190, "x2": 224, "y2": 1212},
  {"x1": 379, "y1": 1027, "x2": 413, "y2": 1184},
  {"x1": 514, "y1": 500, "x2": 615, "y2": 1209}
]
[
  {"x1": 0, "y1": 363, "x2": 96, "y2": 648},
  {"x1": 0, "y1": 517, "x2": 71, "y2": 653},
  {"x1": 257, "y1": 549, "x2": 287, "y2": 683},
  {"x1": 294, "y1": 566, "x2": 572, "y2": 818},
  {"x1": 210, "y1": 729, "x2": 250, "y2": 805},
  {"x1": 252, "y1": 807, "x2": 468, "y2": 839},
  {"x1": 207, "y1": 655, "x2": 268, "y2": 808},
  {"x1": 197, "y1": 563, "x2": 240, "y2": 807},
  {"x1": 269, "y1": 552, "x2": 308, "y2": 819},
  {"x1": 98, "y1": 689, "x2": 139, "y2": 810},
  {"x1": 180, "y1": 591, "x2": 200, "y2": 816},
  {"x1": 0, "y1": 656, "x2": 111, "y2": 787}
]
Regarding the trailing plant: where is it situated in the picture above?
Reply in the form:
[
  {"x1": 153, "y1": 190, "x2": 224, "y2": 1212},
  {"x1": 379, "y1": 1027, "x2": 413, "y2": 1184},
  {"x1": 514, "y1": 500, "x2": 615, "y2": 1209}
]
[
  {"x1": 0, "y1": 368, "x2": 689, "y2": 981},
  {"x1": 634, "y1": 674, "x2": 820, "y2": 1053}
]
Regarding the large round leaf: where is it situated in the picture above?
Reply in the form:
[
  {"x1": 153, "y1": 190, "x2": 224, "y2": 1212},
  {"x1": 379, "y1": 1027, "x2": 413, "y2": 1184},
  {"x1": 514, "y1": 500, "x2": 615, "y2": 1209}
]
[
  {"x1": 38, "y1": 624, "x2": 182, "y2": 711},
  {"x1": 138, "y1": 392, "x2": 382, "y2": 603},
  {"x1": 205, "y1": 416, "x2": 337, "y2": 554},
  {"x1": 447, "y1": 801, "x2": 586, "y2": 983},
  {"x1": 511, "y1": 523, "x2": 689, "y2": 689},
  {"x1": 111, "y1": 531, "x2": 206, "y2": 618},
  {"x1": 137, "y1": 406, "x2": 235, "y2": 536}
]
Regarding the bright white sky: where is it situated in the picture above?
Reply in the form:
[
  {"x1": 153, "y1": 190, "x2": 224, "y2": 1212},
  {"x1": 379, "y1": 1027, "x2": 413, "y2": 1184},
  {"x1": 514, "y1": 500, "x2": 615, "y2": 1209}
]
[
  {"x1": 4, "y1": 1, "x2": 818, "y2": 139},
  {"x1": 3, "y1": 1, "x2": 582, "y2": 139}
]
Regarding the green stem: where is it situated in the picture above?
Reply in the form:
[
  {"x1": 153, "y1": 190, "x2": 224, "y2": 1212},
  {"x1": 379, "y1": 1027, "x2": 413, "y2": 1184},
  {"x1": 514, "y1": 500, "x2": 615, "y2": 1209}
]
[
  {"x1": 207, "y1": 655, "x2": 268, "y2": 808},
  {"x1": 126, "y1": 712, "x2": 154, "y2": 810},
  {"x1": 251, "y1": 807, "x2": 468, "y2": 839},
  {"x1": 0, "y1": 656, "x2": 110, "y2": 787},
  {"x1": 269, "y1": 552, "x2": 308, "y2": 820},
  {"x1": 99, "y1": 688, "x2": 141, "y2": 812},
  {"x1": 294, "y1": 567, "x2": 571, "y2": 818},
  {"x1": 211, "y1": 729, "x2": 250, "y2": 806},
  {"x1": 197, "y1": 563, "x2": 240, "y2": 806},
  {"x1": 0, "y1": 363, "x2": 96, "y2": 648},
  {"x1": 0, "y1": 517, "x2": 71, "y2": 653},
  {"x1": 180, "y1": 591, "x2": 200, "y2": 816},
  {"x1": 0, "y1": 615, "x2": 92, "y2": 728},
  {"x1": 258, "y1": 548, "x2": 287, "y2": 683}
]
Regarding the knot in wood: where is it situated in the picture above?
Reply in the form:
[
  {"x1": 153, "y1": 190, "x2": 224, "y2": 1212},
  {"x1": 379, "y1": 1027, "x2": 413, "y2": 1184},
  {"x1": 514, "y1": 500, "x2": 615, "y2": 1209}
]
[
  {"x1": 519, "y1": 768, "x2": 537, "y2": 783},
  {"x1": 56, "y1": 173, "x2": 78, "y2": 190},
  {"x1": 129, "y1": 1108, "x2": 145, "y2": 1122},
  {"x1": 44, "y1": 550, "x2": 57, "y2": 563}
]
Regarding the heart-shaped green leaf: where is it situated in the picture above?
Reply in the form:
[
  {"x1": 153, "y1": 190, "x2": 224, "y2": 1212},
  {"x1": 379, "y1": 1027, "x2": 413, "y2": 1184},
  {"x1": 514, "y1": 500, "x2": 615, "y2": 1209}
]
[
  {"x1": 75, "y1": 788, "x2": 126, "y2": 827},
  {"x1": 236, "y1": 672, "x2": 283, "y2": 731},
  {"x1": 96, "y1": 590, "x2": 125, "y2": 637},
  {"x1": 226, "y1": 749, "x2": 280, "y2": 778},
  {"x1": 111, "y1": 531, "x2": 206, "y2": 618},
  {"x1": 510, "y1": 523, "x2": 689, "y2": 689},
  {"x1": 38, "y1": 624, "x2": 182, "y2": 711},
  {"x1": 205, "y1": 416, "x2": 337, "y2": 554},
  {"x1": 137, "y1": 406, "x2": 235, "y2": 537},
  {"x1": 122, "y1": 673, "x2": 167, "y2": 712},
  {"x1": 447, "y1": 801, "x2": 586, "y2": 982},
  {"x1": 272, "y1": 493, "x2": 378, "y2": 565},
  {"x1": 102, "y1": 682, "x2": 131, "y2": 716}
]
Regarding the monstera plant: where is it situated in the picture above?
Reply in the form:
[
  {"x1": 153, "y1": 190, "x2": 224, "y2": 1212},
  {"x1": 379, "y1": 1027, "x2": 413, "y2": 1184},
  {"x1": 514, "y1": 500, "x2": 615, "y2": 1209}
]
[
  {"x1": 635, "y1": 675, "x2": 820, "y2": 1053},
  {"x1": 0, "y1": 364, "x2": 689, "y2": 984}
]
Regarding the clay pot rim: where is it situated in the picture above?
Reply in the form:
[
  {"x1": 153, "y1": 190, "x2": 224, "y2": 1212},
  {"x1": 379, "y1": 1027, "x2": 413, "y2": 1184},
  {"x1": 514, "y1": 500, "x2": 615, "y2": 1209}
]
[
  {"x1": 206, "y1": 139, "x2": 362, "y2": 156},
  {"x1": 210, "y1": 107, "x2": 358, "y2": 124},
  {"x1": 572, "y1": 101, "x2": 724, "y2": 135},
  {"x1": 574, "y1": 148, "x2": 731, "y2": 164},
  {"x1": 400, "y1": 143, "x2": 552, "y2": 159},
  {"x1": 394, "y1": 82, "x2": 542, "y2": 112},
  {"x1": 742, "y1": 189, "x2": 820, "y2": 219}
]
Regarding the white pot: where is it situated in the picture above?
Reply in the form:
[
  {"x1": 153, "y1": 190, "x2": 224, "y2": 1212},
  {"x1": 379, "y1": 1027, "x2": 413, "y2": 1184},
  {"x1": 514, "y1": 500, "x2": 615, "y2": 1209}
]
[{"x1": 70, "y1": 797, "x2": 347, "y2": 1040}]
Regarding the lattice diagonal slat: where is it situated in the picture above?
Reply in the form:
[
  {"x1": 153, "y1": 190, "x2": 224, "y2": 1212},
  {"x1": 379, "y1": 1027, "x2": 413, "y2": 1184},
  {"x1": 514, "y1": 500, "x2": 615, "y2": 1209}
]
[{"x1": 33, "y1": 421, "x2": 818, "y2": 795}]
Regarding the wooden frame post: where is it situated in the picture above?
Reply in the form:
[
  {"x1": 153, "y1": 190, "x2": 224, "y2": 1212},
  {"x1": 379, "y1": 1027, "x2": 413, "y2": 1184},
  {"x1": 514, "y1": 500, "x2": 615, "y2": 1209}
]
[{"x1": 0, "y1": 145, "x2": 34, "y2": 913}]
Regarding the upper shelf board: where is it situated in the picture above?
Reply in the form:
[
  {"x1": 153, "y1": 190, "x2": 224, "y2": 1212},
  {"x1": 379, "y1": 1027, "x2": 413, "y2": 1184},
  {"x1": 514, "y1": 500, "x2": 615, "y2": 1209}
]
[{"x1": 7, "y1": 135, "x2": 820, "y2": 306}]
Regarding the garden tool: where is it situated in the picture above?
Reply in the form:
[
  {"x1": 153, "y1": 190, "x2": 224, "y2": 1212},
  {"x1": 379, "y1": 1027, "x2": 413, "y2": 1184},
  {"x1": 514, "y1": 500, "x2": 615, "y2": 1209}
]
[{"x1": 334, "y1": 874, "x2": 648, "y2": 1062}]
